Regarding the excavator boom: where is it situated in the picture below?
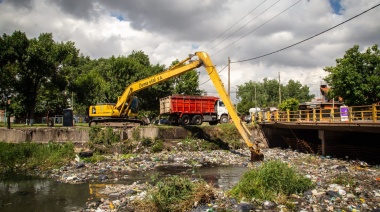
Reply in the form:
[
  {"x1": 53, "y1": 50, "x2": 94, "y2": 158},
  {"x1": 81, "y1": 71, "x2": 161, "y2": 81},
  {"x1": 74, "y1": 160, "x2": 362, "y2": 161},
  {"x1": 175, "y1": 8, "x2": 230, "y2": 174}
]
[{"x1": 89, "y1": 52, "x2": 263, "y2": 161}]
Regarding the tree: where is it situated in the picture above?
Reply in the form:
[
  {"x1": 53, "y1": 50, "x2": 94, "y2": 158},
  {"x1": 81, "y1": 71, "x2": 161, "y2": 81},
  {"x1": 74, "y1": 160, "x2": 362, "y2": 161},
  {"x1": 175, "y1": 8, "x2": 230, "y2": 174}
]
[
  {"x1": 0, "y1": 31, "x2": 29, "y2": 109},
  {"x1": 169, "y1": 60, "x2": 204, "y2": 95},
  {"x1": 278, "y1": 98, "x2": 299, "y2": 111},
  {"x1": 324, "y1": 44, "x2": 380, "y2": 106},
  {"x1": 237, "y1": 78, "x2": 314, "y2": 114},
  {"x1": 0, "y1": 31, "x2": 79, "y2": 124},
  {"x1": 283, "y1": 80, "x2": 314, "y2": 103}
]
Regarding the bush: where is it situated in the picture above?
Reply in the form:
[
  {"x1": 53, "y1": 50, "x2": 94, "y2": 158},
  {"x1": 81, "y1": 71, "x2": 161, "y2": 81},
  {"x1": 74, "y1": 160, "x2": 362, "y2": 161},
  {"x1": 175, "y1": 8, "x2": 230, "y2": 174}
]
[
  {"x1": 88, "y1": 126, "x2": 121, "y2": 153},
  {"x1": 133, "y1": 175, "x2": 214, "y2": 211},
  {"x1": 0, "y1": 142, "x2": 75, "y2": 174},
  {"x1": 151, "y1": 140, "x2": 164, "y2": 153},
  {"x1": 230, "y1": 160, "x2": 314, "y2": 201}
]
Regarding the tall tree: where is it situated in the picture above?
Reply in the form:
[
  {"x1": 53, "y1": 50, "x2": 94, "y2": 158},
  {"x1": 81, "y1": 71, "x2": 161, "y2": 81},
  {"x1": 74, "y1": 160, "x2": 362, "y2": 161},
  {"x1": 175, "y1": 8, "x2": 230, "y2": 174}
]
[
  {"x1": 237, "y1": 78, "x2": 314, "y2": 114},
  {"x1": 283, "y1": 79, "x2": 314, "y2": 103},
  {"x1": 0, "y1": 31, "x2": 28, "y2": 109},
  {"x1": 324, "y1": 44, "x2": 380, "y2": 105},
  {"x1": 0, "y1": 31, "x2": 79, "y2": 124}
]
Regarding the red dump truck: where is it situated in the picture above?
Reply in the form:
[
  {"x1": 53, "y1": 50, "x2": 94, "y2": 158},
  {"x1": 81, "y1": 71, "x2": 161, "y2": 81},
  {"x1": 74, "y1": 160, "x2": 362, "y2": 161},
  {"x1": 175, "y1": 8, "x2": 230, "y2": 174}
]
[{"x1": 159, "y1": 95, "x2": 229, "y2": 125}]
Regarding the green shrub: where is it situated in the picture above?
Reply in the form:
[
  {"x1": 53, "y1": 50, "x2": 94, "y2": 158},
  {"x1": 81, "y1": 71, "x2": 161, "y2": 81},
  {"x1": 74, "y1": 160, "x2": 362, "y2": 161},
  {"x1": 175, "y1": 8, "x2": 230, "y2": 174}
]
[
  {"x1": 230, "y1": 160, "x2": 314, "y2": 201},
  {"x1": 151, "y1": 140, "x2": 164, "y2": 153},
  {"x1": 88, "y1": 126, "x2": 121, "y2": 153},
  {"x1": 133, "y1": 175, "x2": 214, "y2": 211},
  {"x1": 141, "y1": 137, "x2": 153, "y2": 147},
  {"x1": 82, "y1": 154, "x2": 107, "y2": 163},
  {"x1": 0, "y1": 142, "x2": 75, "y2": 173}
]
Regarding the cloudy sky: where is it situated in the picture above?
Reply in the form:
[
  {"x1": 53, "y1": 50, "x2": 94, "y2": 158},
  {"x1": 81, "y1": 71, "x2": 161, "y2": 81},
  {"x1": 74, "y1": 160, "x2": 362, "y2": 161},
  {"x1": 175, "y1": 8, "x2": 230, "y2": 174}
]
[{"x1": 1, "y1": 0, "x2": 380, "y2": 100}]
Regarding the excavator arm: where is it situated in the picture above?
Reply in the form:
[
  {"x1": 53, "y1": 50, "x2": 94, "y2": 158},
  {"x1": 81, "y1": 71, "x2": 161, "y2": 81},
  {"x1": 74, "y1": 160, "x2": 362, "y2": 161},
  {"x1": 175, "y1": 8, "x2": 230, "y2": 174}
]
[
  {"x1": 195, "y1": 52, "x2": 263, "y2": 161},
  {"x1": 89, "y1": 51, "x2": 263, "y2": 161}
]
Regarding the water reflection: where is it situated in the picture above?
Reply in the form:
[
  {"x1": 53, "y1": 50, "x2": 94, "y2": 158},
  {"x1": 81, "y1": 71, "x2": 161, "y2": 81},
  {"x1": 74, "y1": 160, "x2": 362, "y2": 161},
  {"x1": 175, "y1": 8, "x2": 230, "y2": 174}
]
[
  {"x1": 0, "y1": 166, "x2": 248, "y2": 211},
  {"x1": 0, "y1": 179, "x2": 89, "y2": 212}
]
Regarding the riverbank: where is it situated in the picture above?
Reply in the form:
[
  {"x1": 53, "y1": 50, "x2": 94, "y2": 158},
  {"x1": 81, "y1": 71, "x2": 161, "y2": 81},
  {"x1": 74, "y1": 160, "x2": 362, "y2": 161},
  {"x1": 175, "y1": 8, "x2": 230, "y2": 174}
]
[{"x1": 49, "y1": 148, "x2": 380, "y2": 211}]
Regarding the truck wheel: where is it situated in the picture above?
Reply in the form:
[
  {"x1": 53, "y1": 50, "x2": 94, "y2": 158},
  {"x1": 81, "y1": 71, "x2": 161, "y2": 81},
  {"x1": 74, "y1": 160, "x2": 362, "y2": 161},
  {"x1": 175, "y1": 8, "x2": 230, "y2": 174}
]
[
  {"x1": 220, "y1": 115, "x2": 228, "y2": 124},
  {"x1": 180, "y1": 115, "x2": 191, "y2": 125},
  {"x1": 192, "y1": 115, "x2": 203, "y2": 125}
]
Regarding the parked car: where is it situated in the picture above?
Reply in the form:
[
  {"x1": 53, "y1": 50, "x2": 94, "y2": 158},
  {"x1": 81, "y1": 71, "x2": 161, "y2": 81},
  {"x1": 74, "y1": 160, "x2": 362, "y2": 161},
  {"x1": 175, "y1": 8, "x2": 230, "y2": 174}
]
[
  {"x1": 244, "y1": 115, "x2": 252, "y2": 123},
  {"x1": 154, "y1": 118, "x2": 170, "y2": 125}
]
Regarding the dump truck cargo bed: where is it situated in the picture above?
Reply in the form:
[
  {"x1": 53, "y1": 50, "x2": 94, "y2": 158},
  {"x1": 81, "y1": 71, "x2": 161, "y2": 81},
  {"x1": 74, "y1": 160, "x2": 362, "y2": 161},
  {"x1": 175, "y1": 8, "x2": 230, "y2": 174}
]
[{"x1": 160, "y1": 95, "x2": 219, "y2": 114}]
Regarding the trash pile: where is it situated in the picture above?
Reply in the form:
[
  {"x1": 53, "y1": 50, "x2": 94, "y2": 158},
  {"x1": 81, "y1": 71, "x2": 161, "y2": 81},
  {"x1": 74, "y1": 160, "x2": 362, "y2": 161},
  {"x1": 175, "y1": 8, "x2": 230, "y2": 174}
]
[{"x1": 52, "y1": 148, "x2": 380, "y2": 211}]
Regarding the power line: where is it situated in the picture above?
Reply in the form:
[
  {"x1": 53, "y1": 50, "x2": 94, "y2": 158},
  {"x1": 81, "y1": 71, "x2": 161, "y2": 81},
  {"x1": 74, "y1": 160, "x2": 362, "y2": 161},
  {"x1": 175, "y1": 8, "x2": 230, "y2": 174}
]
[
  {"x1": 213, "y1": 0, "x2": 302, "y2": 57},
  {"x1": 199, "y1": 64, "x2": 228, "y2": 86},
  {"x1": 205, "y1": 0, "x2": 273, "y2": 53},
  {"x1": 201, "y1": 0, "x2": 267, "y2": 51},
  {"x1": 231, "y1": 3, "x2": 380, "y2": 63}
]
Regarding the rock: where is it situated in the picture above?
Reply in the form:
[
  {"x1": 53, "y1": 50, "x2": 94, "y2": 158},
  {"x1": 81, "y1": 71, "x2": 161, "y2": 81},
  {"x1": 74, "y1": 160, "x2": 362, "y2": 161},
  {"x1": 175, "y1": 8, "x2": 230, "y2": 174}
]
[
  {"x1": 237, "y1": 203, "x2": 255, "y2": 212},
  {"x1": 263, "y1": 200, "x2": 275, "y2": 209},
  {"x1": 76, "y1": 162, "x2": 85, "y2": 169},
  {"x1": 338, "y1": 189, "x2": 347, "y2": 196},
  {"x1": 79, "y1": 151, "x2": 93, "y2": 158},
  {"x1": 326, "y1": 190, "x2": 340, "y2": 198},
  {"x1": 98, "y1": 175, "x2": 108, "y2": 181}
]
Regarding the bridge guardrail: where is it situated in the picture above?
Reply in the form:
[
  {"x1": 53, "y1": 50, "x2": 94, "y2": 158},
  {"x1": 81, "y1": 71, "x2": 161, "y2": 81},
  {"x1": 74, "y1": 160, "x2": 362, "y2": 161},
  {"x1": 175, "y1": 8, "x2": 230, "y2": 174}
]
[{"x1": 255, "y1": 103, "x2": 379, "y2": 123}]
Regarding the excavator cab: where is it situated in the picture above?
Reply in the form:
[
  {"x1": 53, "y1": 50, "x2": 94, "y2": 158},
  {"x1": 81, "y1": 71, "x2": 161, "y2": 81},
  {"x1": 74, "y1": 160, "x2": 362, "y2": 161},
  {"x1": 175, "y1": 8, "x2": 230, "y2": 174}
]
[{"x1": 130, "y1": 97, "x2": 139, "y2": 114}]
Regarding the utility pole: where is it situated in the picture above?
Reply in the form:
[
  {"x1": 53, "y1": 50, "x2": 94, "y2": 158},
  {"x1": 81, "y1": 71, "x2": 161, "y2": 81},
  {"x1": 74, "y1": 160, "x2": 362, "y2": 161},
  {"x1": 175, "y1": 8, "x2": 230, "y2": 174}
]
[
  {"x1": 278, "y1": 72, "x2": 281, "y2": 104},
  {"x1": 228, "y1": 57, "x2": 231, "y2": 121},
  {"x1": 228, "y1": 57, "x2": 230, "y2": 97},
  {"x1": 255, "y1": 83, "x2": 257, "y2": 109}
]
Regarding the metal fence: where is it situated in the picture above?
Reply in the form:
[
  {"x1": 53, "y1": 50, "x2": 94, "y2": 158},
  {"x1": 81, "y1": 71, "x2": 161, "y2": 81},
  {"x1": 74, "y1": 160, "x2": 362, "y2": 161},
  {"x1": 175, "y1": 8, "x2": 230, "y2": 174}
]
[{"x1": 255, "y1": 104, "x2": 379, "y2": 123}]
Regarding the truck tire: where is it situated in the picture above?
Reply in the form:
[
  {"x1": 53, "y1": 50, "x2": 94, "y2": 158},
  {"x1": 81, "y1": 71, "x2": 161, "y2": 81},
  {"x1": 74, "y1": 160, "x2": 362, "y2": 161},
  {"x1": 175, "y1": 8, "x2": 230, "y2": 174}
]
[
  {"x1": 180, "y1": 115, "x2": 191, "y2": 125},
  {"x1": 192, "y1": 115, "x2": 203, "y2": 125},
  {"x1": 220, "y1": 114, "x2": 228, "y2": 124}
]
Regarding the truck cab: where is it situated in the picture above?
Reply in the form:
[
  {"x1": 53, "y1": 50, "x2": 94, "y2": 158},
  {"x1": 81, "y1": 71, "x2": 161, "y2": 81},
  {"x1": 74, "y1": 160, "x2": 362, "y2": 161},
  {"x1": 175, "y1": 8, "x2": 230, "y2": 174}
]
[{"x1": 216, "y1": 100, "x2": 229, "y2": 124}]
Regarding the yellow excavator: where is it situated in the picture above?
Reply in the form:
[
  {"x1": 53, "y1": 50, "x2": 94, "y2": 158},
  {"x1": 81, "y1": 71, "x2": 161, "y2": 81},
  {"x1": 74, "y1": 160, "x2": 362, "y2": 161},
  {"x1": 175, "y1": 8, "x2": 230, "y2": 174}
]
[{"x1": 89, "y1": 51, "x2": 263, "y2": 161}]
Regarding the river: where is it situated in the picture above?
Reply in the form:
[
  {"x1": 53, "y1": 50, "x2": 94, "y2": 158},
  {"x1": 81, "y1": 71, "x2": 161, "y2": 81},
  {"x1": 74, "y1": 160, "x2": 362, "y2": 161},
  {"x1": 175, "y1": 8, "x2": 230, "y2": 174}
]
[{"x1": 0, "y1": 166, "x2": 248, "y2": 212}]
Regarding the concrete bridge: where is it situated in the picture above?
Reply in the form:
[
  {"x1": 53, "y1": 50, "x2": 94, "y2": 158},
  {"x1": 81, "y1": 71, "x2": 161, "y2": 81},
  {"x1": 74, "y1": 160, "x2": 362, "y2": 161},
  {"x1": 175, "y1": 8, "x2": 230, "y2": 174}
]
[{"x1": 258, "y1": 104, "x2": 380, "y2": 163}]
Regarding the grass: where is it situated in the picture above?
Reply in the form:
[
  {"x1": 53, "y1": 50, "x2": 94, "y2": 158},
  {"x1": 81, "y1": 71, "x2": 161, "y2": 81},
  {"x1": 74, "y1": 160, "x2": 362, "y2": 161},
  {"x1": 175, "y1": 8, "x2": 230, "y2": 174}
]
[
  {"x1": 133, "y1": 175, "x2": 215, "y2": 212},
  {"x1": 0, "y1": 142, "x2": 75, "y2": 178},
  {"x1": 331, "y1": 173, "x2": 356, "y2": 186},
  {"x1": 81, "y1": 154, "x2": 107, "y2": 163},
  {"x1": 230, "y1": 160, "x2": 314, "y2": 202}
]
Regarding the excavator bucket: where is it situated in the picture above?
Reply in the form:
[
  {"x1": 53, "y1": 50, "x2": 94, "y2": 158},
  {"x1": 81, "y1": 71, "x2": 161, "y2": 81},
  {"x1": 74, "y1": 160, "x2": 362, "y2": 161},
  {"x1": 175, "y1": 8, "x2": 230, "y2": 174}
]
[{"x1": 250, "y1": 149, "x2": 264, "y2": 162}]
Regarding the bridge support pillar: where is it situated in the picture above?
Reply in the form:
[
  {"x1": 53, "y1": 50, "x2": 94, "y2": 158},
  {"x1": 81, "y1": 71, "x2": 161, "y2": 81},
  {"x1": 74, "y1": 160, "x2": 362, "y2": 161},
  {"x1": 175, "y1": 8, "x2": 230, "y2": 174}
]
[{"x1": 318, "y1": 130, "x2": 325, "y2": 156}]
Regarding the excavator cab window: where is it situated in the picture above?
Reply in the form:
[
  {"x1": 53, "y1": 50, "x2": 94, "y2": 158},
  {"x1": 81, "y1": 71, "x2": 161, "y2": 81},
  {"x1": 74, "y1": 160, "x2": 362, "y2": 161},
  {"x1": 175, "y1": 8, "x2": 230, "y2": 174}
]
[{"x1": 130, "y1": 97, "x2": 139, "y2": 114}]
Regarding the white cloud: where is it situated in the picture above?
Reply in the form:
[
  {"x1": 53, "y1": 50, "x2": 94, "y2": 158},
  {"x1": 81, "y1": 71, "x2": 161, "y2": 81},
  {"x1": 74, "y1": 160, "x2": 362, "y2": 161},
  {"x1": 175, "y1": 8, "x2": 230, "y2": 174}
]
[{"x1": 1, "y1": 0, "x2": 380, "y2": 103}]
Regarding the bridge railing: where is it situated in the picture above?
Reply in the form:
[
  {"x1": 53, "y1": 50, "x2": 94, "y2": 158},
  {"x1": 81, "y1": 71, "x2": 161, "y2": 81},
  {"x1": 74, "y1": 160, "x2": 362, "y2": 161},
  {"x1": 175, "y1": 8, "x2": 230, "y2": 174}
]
[{"x1": 256, "y1": 104, "x2": 379, "y2": 123}]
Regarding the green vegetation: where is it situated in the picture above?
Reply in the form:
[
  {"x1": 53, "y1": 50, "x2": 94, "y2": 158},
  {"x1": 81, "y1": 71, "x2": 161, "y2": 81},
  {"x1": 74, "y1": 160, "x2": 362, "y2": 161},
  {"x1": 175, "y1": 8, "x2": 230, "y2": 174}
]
[
  {"x1": 1, "y1": 31, "x2": 203, "y2": 123},
  {"x1": 230, "y1": 160, "x2": 314, "y2": 201},
  {"x1": 133, "y1": 175, "x2": 214, "y2": 212},
  {"x1": 0, "y1": 142, "x2": 75, "y2": 177},
  {"x1": 331, "y1": 173, "x2": 356, "y2": 186},
  {"x1": 151, "y1": 139, "x2": 164, "y2": 153},
  {"x1": 88, "y1": 126, "x2": 121, "y2": 153},
  {"x1": 236, "y1": 78, "x2": 314, "y2": 114},
  {"x1": 81, "y1": 154, "x2": 107, "y2": 163},
  {"x1": 278, "y1": 98, "x2": 299, "y2": 111},
  {"x1": 324, "y1": 44, "x2": 380, "y2": 105}
]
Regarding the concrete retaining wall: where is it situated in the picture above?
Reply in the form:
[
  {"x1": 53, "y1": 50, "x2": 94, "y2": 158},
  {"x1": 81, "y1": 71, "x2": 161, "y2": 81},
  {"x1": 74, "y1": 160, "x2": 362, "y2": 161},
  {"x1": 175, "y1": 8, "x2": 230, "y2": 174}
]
[
  {"x1": 0, "y1": 128, "x2": 89, "y2": 143},
  {"x1": 0, "y1": 126, "x2": 264, "y2": 145}
]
